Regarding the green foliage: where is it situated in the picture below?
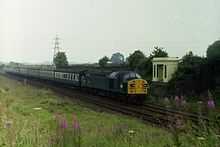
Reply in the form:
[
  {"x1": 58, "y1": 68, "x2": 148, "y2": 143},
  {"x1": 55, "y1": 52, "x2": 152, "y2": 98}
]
[
  {"x1": 168, "y1": 51, "x2": 207, "y2": 95},
  {"x1": 126, "y1": 47, "x2": 168, "y2": 79},
  {"x1": 110, "y1": 52, "x2": 125, "y2": 64},
  {"x1": 127, "y1": 50, "x2": 146, "y2": 70},
  {"x1": 53, "y1": 52, "x2": 68, "y2": 68},
  {"x1": 98, "y1": 56, "x2": 109, "y2": 67},
  {"x1": 150, "y1": 46, "x2": 168, "y2": 58},
  {"x1": 135, "y1": 58, "x2": 151, "y2": 79},
  {"x1": 207, "y1": 40, "x2": 220, "y2": 63},
  {"x1": 139, "y1": 47, "x2": 168, "y2": 79},
  {"x1": 9, "y1": 62, "x2": 20, "y2": 67},
  {"x1": 174, "y1": 51, "x2": 206, "y2": 79}
]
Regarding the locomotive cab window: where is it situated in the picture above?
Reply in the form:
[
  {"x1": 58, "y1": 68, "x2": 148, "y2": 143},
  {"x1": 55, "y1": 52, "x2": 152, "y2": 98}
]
[{"x1": 123, "y1": 72, "x2": 141, "y2": 81}]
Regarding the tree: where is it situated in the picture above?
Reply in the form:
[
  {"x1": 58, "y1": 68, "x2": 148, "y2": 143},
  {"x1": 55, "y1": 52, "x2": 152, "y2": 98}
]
[
  {"x1": 207, "y1": 40, "x2": 220, "y2": 63},
  {"x1": 206, "y1": 40, "x2": 220, "y2": 87},
  {"x1": 177, "y1": 51, "x2": 205, "y2": 75},
  {"x1": 9, "y1": 62, "x2": 20, "y2": 67},
  {"x1": 127, "y1": 50, "x2": 146, "y2": 70},
  {"x1": 98, "y1": 56, "x2": 109, "y2": 67},
  {"x1": 53, "y1": 52, "x2": 68, "y2": 68},
  {"x1": 110, "y1": 52, "x2": 125, "y2": 64},
  {"x1": 150, "y1": 46, "x2": 168, "y2": 58},
  {"x1": 169, "y1": 51, "x2": 208, "y2": 95},
  {"x1": 142, "y1": 47, "x2": 168, "y2": 79}
]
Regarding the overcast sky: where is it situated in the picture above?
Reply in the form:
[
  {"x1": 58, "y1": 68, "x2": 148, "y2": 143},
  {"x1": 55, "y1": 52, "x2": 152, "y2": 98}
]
[{"x1": 0, "y1": 0, "x2": 219, "y2": 64}]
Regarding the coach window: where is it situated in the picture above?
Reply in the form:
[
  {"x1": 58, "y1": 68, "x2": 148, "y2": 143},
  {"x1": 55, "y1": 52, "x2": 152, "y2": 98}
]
[
  {"x1": 63, "y1": 74, "x2": 67, "y2": 79},
  {"x1": 66, "y1": 74, "x2": 69, "y2": 79},
  {"x1": 75, "y1": 74, "x2": 79, "y2": 81},
  {"x1": 67, "y1": 74, "x2": 69, "y2": 79}
]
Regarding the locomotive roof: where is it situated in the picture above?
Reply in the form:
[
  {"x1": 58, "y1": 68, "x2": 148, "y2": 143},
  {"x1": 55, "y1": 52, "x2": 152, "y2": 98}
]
[{"x1": 108, "y1": 71, "x2": 141, "y2": 79}]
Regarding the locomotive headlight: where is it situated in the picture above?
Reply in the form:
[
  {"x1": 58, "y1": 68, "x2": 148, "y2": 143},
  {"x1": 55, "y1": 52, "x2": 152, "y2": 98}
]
[{"x1": 120, "y1": 84, "x2": 123, "y2": 88}]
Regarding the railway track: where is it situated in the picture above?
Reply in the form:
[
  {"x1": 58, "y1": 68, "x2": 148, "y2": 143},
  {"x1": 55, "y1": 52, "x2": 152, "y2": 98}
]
[
  {"x1": 143, "y1": 103, "x2": 209, "y2": 123},
  {"x1": 3, "y1": 73, "x2": 211, "y2": 128}
]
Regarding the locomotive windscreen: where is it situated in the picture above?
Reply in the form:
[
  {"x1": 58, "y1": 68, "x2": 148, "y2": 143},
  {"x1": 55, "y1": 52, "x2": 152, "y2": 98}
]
[
  {"x1": 123, "y1": 72, "x2": 141, "y2": 81},
  {"x1": 108, "y1": 71, "x2": 141, "y2": 81}
]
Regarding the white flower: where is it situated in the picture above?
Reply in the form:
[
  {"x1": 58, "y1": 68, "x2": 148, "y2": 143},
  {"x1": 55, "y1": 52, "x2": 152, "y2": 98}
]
[
  {"x1": 33, "y1": 107, "x2": 42, "y2": 110},
  {"x1": 128, "y1": 130, "x2": 135, "y2": 134},
  {"x1": 197, "y1": 137, "x2": 205, "y2": 141}
]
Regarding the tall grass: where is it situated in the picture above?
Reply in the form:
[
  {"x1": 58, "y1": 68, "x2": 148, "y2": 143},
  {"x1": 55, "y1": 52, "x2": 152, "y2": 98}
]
[
  {"x1": 0, "y1": 76, "x2": 172, "y2": 147},
  {"x1": 1, "y1": 76, "x2": 220, "y2": 146},
  {"x1": 49, "y1": 113, "x2": 81, "y2": 147},
  {"x1": 165, "y1": 95, "x2": 220, "y2": 147}
]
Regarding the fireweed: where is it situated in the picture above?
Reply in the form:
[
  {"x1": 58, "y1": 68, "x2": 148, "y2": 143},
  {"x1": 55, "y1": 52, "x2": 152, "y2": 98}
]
[
  {"x1": 207, "y1": 99, "x2": 215, "y2": 109},
  {"x1": 72, "y1": 113, "x2": 81, "y2": 147},
  {"x1": 174, "y1": 96, "x2": 181, "y2": 108},
  {"x1": 51, "y1": 113, "x2": 81, "y2": 147}
]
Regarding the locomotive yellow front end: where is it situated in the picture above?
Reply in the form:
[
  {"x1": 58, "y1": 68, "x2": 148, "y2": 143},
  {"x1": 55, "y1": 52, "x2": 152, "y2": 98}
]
[
  {"x1": 126, "y1": 79, "x2": 149, "y2": 104},
  {"x1": 128, "y1": 79, "x2": 149, "y2": 95}
]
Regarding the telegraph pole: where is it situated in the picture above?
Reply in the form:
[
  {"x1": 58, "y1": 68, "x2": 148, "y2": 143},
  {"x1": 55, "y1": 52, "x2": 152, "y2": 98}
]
[{"x1": 53, "y1": 35, "x2": 60, "y2": 64}]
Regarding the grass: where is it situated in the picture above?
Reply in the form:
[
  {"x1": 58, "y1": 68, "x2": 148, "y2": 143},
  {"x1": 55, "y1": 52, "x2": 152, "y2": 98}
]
[
  {"x1": 0, "y1": 75, "x2": 220, "y2": 147},
  {"x1": 0, "y1": 75, "x2": 174, "y2": 147}
]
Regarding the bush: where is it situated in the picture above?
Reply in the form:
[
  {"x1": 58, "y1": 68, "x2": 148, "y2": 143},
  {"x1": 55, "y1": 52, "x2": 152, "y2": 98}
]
[{"x1": 207, "y1": 40, "x2": 220, "y2": 63}]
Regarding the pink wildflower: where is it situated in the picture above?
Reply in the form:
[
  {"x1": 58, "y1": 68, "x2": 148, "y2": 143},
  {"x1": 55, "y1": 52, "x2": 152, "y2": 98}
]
[
  {"x1": 54, "y1": 113, "x2": 68, "y2": 129},
  {"x1": 207, "y1": 99, "x2": 215, "y2": 109},
  {"x1": 60, "y1": 118, "x2": 68, "y2": 129},
  {"x1": 175, "y1": 96, "x2": 181, "y2": 106},
  {"x1": 72, "y1": 113, "x2": 80, "y2": 130},
  {"x1": 175, "y1": 96, "x2": 180, "y2": 102}
]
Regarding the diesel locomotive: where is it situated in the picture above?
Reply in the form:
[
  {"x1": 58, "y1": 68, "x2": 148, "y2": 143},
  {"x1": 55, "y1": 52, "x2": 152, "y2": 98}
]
[{"x1": 5, "y1": 66, "x2": 149, "y2": 104}]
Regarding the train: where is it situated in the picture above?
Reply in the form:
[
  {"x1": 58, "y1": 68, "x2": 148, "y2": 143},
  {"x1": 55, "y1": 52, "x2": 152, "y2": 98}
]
[{"x1": 4, "y1": 66, "x2": 149, "y2": 104}]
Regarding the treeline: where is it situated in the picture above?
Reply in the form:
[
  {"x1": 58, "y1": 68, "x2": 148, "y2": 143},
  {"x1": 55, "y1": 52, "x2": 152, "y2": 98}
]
[
  {"x1": 168, "y1": 40, "x2": 220, "y2": 96},
  {"x1": 98, "y1": 39, "x2": 220, "y2": 97},
  {"x1": 53, "y1": 46, "x2": 169, "y2": 78},
  {"x1": 98, "y1": 46, "x2": 168, "y2": 80}
]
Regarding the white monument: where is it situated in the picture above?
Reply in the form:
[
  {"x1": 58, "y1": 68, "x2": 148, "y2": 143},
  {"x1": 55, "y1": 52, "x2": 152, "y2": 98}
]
[{"x1": 152, "y1": 57, "x2": 179, "y2": 83}]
